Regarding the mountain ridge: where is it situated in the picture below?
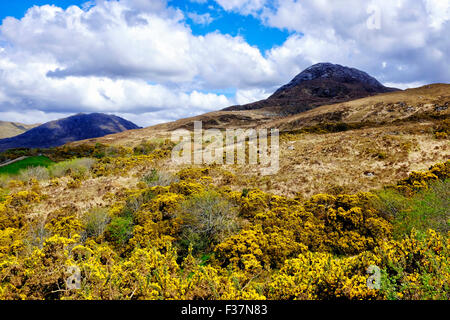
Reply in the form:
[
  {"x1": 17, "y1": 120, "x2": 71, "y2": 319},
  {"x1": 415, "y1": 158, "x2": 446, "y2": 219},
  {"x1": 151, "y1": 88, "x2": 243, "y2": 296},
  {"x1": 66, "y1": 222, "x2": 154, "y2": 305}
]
[
  {"x1": 224, "y1": 62, "x2": 399, "y2": 114},
  {"x1": 0, "y1": 113, "x2": 140, "y2": 152}
]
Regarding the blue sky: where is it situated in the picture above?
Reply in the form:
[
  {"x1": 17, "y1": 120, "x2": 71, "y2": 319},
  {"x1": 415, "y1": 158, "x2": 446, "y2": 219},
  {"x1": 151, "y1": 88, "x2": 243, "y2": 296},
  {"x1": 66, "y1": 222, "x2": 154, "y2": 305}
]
[
  {"x1": 0, "y1": 0, "x2": 291, "y2": 54},
  {"x1": 0, "y1": 0, "x2": 87, "y2": 19},
  {"x1": 170, "y1": 0, "x2": 292, "y2": 52},
  {"x1": 0, "y1": 0, "x2": 448, "y2": 126}
]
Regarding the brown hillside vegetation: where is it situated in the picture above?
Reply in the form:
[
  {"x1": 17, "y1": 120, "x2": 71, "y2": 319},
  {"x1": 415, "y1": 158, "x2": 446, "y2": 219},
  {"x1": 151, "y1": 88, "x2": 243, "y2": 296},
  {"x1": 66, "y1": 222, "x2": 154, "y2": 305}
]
[
  {"x1": 1, "y1": 82, "x2": 448, "y2": 300},
  {"x1": 264, "y1": 83, "x2": 449, "y2": 131},
  {"x1": 0, "y1": 121, "x2": 39, "y2": 139},
  {"x1": 78, "y1": 83, "x2": 449, "y2": 148},
  {"x1": 67, "y1": 84, "x2": 450, "y2": 199}
]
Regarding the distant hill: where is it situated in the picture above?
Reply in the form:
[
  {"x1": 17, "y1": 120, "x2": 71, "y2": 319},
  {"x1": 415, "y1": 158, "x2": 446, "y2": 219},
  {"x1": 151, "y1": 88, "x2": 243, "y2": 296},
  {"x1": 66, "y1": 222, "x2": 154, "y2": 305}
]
[
  {"x1": 0, "y1": 113, "x2": 140, "y2": 152},
  {"x1": 0, "y1": 121, "x2": 40, "y2": 139},
  {"x1": 224, "y1": 62, "x2": 399, "y2": 115}
]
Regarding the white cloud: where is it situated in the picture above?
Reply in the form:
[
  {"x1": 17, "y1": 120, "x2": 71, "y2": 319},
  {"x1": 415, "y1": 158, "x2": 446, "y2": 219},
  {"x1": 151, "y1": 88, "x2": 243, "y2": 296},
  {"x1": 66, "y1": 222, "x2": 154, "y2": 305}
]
[
  {"x1": 383, "y1": 81, "x2": 427, "y2": 90},
  {"x1": 0, "y1": 0, "x2": 448, "y2": 127},
  {"x1": 259, "y1": 0, "x2": 450, "y2": 85},
  {"x1": 0, "y1": 1, "x2": 280, "y2": 126},
  {"x1": 214, "y1": 0, "x2": 267, "y2": 15},
  {"x1": 187, "y1": 12, "x2": 214, "y2": 25},
  {"x1": 0, "y1": 110, "x2": 71, "y2": 125},
  {"x1": 235, "y1": 88, "x2": 271, "y2": 105},
  {"x1": 425, "y1": 0, "x2": 450, "y2": 29}
]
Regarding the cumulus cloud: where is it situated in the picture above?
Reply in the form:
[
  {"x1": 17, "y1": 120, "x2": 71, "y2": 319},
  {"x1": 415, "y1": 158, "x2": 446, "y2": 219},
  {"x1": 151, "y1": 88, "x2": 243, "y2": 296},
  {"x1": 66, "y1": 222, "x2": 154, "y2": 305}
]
[
  {"x1": 235, "y1": 88, "x2": 271, "y2": 105},
  {"x1": 260, "y1": 0, "x2": 450, "y2": 85},
  {"x1": 0, "y1": 1, "x2": 280, "y2": 126},
  {"x1": 0, "y1": 0, "x2": 448, "y2": 127},
  {"x1": 213, "y1": 0, "x2": 449, "y2": 85}
]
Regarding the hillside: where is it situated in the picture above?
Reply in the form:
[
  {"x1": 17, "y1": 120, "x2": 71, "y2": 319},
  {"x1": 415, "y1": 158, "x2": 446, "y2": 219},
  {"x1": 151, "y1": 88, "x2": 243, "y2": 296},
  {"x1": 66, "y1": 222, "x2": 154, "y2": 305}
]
[
  {"x1": 0, "y1": 113, "x2": 140, "y2": 152},
  {"x1": 80, "y1": 83, "x2": 449, "y2": 149},
  {"x1": 224, "y1": 62, "x2": 399, "y2": 114},
  {"x1": 0, "y1": 67, "x2": 448, "y2": 301},
  {"x1": 0, "y1": 121, "x2": 39, "y2": 139},
  {"x1": 263, "y1": 83, "x2": 450, "y2": 131}
]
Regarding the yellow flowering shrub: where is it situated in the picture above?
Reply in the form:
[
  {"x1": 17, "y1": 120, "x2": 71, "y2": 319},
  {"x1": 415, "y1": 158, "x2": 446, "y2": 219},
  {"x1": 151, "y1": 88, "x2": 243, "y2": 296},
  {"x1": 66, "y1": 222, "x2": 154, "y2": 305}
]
[
  {"x1": 214, "y1": 226, "x2": 269, "y2": 272},
  {"x1": 238, "y1": 189, "x2": 271, "y2": 218},
  {"x1": 0, "y1": 228, "x2": 24, "y2": 256},
  {"x1": 169, "y1": 181, "x2": 205, "y2": 196},
  {"x1": 0, "y1": 158, "x2": 448, "y2": 300},
  {"x1": 0, "y1": 190, "x2": 41, "y2": 229},
  {"x1": 267, "y1": 250, "x2": 380, "y2": 300},
  {"x1": 395, "y1": 160, "x2": 449, "y2": 195},
  {"x1": 305, "y1": 193, "x2": 392, "y2": 254},
  {"x1": 45, "y1": 216, "x2": 83, "y2": 238},
  {"x1": 375, "y1": 229, "x2": 449, "y2": 300}
]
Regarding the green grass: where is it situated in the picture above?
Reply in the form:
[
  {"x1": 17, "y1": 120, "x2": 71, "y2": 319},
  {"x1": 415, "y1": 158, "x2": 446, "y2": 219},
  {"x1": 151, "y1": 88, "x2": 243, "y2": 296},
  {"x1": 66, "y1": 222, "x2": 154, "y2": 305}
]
[
  {"x1": 375, "y1": 179, "x2": 450, "y2": 238},
  {"x1": 0, "y1": 156, "x2": 54, "y2": 175}
]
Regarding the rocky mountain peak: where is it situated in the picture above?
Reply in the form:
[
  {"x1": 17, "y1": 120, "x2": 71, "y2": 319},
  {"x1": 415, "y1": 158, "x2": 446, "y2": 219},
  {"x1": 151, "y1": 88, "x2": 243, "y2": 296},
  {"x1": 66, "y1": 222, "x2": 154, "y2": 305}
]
[
  {"x1": 223, "y1": 62, "x2": 399, "y2": 114},
  {"x1": 272, "y1": 62, "x2": 387, "y2": 96}
]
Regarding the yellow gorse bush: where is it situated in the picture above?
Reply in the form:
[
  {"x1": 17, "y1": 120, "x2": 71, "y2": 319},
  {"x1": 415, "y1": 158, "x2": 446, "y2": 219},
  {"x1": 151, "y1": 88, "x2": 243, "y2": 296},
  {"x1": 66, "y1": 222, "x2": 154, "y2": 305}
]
[{"x1": 0, "y1": 159, "x2": 448, "y2": 300}]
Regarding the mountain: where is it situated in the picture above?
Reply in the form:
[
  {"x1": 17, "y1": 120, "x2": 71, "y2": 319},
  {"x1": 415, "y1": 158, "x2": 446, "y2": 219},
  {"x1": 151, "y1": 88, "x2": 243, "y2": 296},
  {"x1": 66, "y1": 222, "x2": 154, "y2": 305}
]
[
  {"x1": 125, "y1": 63, "x2": 401, "y2": 133},
  {"x1": 0, "y1": 113, "x2": 140, "y2": 152},
  {"x1": 84, "y1": 83, "x2": 449, "y2": 146},
  {"x1": 224, "y1": 62, "x2": 399, "y2": 114},
  {"x1": 0, "y1": 121, "x2": 40, "y2": 139}
]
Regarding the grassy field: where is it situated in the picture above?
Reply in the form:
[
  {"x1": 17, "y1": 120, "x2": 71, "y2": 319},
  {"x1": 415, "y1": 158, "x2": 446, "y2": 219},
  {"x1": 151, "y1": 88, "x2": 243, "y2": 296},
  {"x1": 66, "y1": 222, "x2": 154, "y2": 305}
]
[{"x1": 0, "y1": 156, "x2": 54, "y2": 175}]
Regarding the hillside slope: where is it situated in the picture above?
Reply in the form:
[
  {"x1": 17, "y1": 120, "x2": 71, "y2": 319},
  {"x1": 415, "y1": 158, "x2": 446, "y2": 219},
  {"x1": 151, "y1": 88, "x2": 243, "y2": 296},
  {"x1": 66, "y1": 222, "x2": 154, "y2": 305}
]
[
  {"x1": 262, "y1": 83, "x2": 450, "y2": 131},
  {"x1": 78, "y1": 84, "x2": 449, "y2": 149},
  {"x1": 0, "y1": 121, "x2": 40, "y2": 139}
]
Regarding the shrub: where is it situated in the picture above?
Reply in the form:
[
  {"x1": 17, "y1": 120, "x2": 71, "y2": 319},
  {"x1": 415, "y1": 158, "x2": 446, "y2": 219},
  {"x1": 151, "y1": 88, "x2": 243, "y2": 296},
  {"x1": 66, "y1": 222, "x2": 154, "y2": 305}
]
[
  {"x1": 105, "y1": 216, "x2": 133, "y2": 247},
  {"x1": 120, "y1": 189, "x2": 156, "y2": 217},
  {"x1": 267, "y1": 250, "x2": 380, "y2": 300},
  {"x1": 18, "y1": 166, "x2": 50, "y2": 182},
  {"x1": 376, "y1": 229, "x2": 449, "y2": 300},
  {"x1": 82, "y1": 208, "x2": 111, "y2": 240},
  {"x1": 395, "y1": 161, "x2": 449, "y2": 195},
  {"x1": 133, "y1": 139, "x2": 175, "y2": 156},
  {"x1": 177, "y1": 190, "x2": 241, "y2": 255},
  {"x1": 49, "y1": 158, "x2": 96, "y2": 178},
  {"x1": 67, "y1": 178, "x2": 82, "y2": 189},
  {"x1": 0, "y1": 188, "x2": 8, "y2": 202},
  {"x1": 142, "y1": 169, "x2": 179, "y2": 187},
  {"x1": 25, "y1": 219, "x2": 49, "y2": 249},
  {"x1": 45, "y1": 215, "x2": 83, "y2": 238},
  {"x1": 372, "y1": 188, "x2": 409, "y2": 220}
]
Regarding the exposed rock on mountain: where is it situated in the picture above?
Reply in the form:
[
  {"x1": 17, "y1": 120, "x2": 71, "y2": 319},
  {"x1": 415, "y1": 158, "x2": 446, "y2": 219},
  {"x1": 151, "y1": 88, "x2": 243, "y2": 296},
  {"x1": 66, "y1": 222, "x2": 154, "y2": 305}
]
[{"x1": 224, "y1": 62, "x2": 399, "y2": 114}]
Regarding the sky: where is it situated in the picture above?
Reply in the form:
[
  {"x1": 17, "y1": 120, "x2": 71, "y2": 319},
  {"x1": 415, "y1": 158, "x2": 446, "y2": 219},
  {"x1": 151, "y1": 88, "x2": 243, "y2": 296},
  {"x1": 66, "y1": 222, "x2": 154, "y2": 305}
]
[{"x1": 0, "y1": 0, "x2": 448, "y2": 127}]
